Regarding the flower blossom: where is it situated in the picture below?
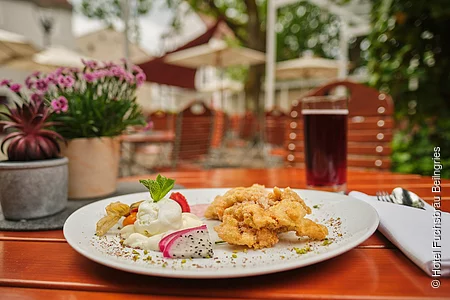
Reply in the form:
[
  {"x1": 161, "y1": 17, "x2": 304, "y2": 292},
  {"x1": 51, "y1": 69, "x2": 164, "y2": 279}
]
[
  {"x1": 102, "y1": 61, "x2": 116, "y2": 68},
  {"x1": 0, "y1": 79, "x2": 11, "y2": 86},
  {"x1": 81, "y1": 59, "x2": 98, "y2": 70},
  {"x1": 111, "y1": 66, "x2": 126, "y2": 78},
  {"x1": 55, "y1": 67, "x2": 65, "y2": 76},
  {"x1": 143, "y1": 121, "x2": 154, "y2": 131},
  {"x1": 84, "y1": 73, "x2": 96, "y2": 83},
  {"x1": 35, "y1": 79, "x2": 48, "y2": 92},
  {"x1": 46, "y1": 73, "x2": 58, "y2": 85},
  {"x1": 31, "y1": 93, "x2": 43, "y2": 103},
  {"x1": 25, "y1": 76, "x2": 35, "y2": 89},
  {"x1": 132, "y1": 65, "x2": 144, "y2": 74},
  {"x1": 51, "y1": 96, "x2": 69, "y2": 114},
  {"x1": 135, "y1": 72, "x2": 146, "y2": 87},
  {"x1": 58, "y1": 75, "x2": 75, "y2": 88},
  {"x1": 9, "y1": 83, "x2": 22, "y2": 93}
]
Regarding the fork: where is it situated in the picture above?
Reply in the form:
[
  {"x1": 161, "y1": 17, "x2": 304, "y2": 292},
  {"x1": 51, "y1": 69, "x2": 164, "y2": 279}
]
[
  {"x1": 376, "y1": 190, "x2": 426, "y2": 210},
  {"x1": 375, "y1": 191, "x2": 396, "y2": 203}
]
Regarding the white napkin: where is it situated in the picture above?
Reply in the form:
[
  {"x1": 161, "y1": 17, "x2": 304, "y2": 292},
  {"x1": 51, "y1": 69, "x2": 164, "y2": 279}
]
[{"x1": 349, "y1": 191, "x2": 450, "y2": 277}]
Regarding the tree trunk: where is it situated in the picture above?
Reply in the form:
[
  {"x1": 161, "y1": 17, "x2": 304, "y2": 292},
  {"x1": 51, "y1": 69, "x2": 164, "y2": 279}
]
[{"x1": 244, "y1": 0, "x2": 265, "y2": 143}]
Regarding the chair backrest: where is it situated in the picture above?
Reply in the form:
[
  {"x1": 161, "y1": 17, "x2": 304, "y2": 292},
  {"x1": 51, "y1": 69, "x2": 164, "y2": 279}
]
[
  {"x1": 239, "y1": 111, "x2": 258, "y2": 140},
  {"x1": 285, "y1": 80, "x2": 394, "y2": 170},
  {"x1": 265, "y1": 108, "x2": 287, "y2": 147},
  {"x1": 173, "y1": 101, "x2": 214, "y2": 165},
  {"x1": 210, "y1": 110, "x2": 227, "y2": 148},
  {"x1": 229, "y1": 114, "x2": 241, "y2": 138},
  {"x1": 149, "y1": 110, "x2": 176, "y2": 131}
]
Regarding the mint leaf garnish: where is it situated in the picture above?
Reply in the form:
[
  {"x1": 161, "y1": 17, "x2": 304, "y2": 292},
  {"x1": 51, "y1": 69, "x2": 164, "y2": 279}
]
[{"x1": 139, "y1": 175, "x2": 175, "y2": 202}]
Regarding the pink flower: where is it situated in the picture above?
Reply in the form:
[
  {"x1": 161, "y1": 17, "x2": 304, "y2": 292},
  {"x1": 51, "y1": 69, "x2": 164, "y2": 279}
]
[
  {"x1": 25, "y1": 76, "x2": 35, "y2": 89},
  {"x1": 58, "y1": 75, "x2": 75, "y2": 88},
  {"x1": 32, "y1": 71, "x2": 41, "y2": 77},
  {"x1": 125, "y1": 72, "x2": 134, "y2": 83},
  {"x1": 93, "y1": 70, "x2": 107, "y2": 80},
  {"x1": 132, "y1": 65, "x2": 143, "y2": 74},
  {"x1": 31, "y1": 93, "x2": 43, "y2": 103},
  {"x1": 143, "y1": 121, "x2": 154, "y2": 131},
  {"x1": 102, "y1": 61, "x2": 116, "y2": 68},
  {"x1": 51, "y1": 96, "x2": 69, "y2": 113},
  {"x1": 46, "y1": 73, "x2": 58, "y2": 84},
  {"x1": 84, "y1": 73, "x2": 96, "y2": 82},
  {"x1": 55, "y1": 67, "x2": 64, "y2": 76},
  {"x1": 81, "y1": 59, "x2": 98, "y2": 70},
  {"x1": 35, "y1": 79, "x2": 48, "y2": 92},
  {"x1": 64, "y1": 76, "x2": 75, "y2": 88},
  {"x1": 111, "y1": 66, "x2": 125, "y2": 78},
  {"x1": 58, "y1": 96, "x2": 68, "y2": 112},
  {"x1": 51, "y1": 99, "x2": 60, "y2": 112},
  {"x1": 57, "y1": 75, "x2": 65, "y2": 85},
  {"x1": 0, "y1": 79, "x2": 11, "y2": 86},
  {"x1": 136, "y1": 72, "x2": 146, "y2": 86},
  {"x1": 10, "y1": 83, "x2": 21, "y2": 92}
]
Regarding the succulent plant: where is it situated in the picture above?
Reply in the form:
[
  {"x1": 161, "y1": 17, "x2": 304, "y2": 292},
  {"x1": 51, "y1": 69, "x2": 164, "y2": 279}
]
[{"x1": 0, "y1": 100, "x2": 64, "y2": 161}]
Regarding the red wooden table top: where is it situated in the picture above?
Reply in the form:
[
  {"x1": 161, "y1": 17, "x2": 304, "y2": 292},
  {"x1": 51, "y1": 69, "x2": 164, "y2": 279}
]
[
  {"x1": 120, "y1": 130, "x2": 175, "y2": 144},
  {"x1": 1, "y1": 168, "x2": 449, "y2": 300}
]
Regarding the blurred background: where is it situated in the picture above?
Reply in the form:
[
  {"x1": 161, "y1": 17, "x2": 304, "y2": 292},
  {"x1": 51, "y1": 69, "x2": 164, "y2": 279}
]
[{"x1": 0, "y1": 0, "x2": 449, "y2": 178}]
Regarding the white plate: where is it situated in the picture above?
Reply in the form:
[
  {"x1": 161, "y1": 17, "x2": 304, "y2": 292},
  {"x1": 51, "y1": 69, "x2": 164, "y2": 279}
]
[{"x1": 64, "y1": 189, "x2": 379, "y2": 278}]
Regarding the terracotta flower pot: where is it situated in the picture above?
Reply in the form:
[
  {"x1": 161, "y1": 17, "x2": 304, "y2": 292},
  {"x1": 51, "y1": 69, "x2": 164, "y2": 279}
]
[
  {"x1": 61, "y1": 137, "x2": 120, "y2": 199},
  {"x1": 0, "y1": 157, "x2": 68, "y2": 220}
]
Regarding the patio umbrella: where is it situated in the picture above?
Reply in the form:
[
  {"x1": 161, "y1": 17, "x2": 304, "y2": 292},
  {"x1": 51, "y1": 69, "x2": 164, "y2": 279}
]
[
  {"x1": 33, "y1": 46, "x2": 88, "y2": 68},
  {"x1": 165, "y1": 38, "x2": 264, "y2": 108},
  {"x1": 6, "y1": 46, "x2": 90, "y2": 72},
  {"x1": 165, "y1": 39, "x2": 265, "y2": 68},
  {"x1": 199, "y1": 78, "x2": 243, "y2": 93},
  {"x1": 276, "y1": 55, "x2": 340, "y2": 80},
  {"x1": 0, "y1": 29, "x2": 38, "y2": 64}
]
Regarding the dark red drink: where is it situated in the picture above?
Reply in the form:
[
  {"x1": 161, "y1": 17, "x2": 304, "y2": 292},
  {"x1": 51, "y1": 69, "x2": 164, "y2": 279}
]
[{"x1": 303, "y1": 109, "x2": 347, "y2": 191}]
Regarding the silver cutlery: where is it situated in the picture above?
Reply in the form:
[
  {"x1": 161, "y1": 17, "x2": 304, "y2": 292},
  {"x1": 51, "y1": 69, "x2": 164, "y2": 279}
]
[{"x1": 376, "y1": 187, "x2": 426, "y2": 209}]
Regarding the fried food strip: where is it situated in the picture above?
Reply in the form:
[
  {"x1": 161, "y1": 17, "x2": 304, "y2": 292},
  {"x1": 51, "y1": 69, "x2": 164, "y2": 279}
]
[
  {"x1": 210, "y1": 186, "x2": 328, "y2": 249},
  {"x1": 205, "y1": 184, "x2": 269, "y2": 220},
  {"x1": 214, "y1": 204, "x2": 280, "y2": 249},
  {"x1": 95, "y1": 202, "x2": 130, "y2": 236}
]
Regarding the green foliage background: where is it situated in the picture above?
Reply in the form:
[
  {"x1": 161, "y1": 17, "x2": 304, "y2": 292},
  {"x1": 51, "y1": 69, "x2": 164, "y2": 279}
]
[{"x1": 367, "y1": 0, "x2": 450, "y2": 178}]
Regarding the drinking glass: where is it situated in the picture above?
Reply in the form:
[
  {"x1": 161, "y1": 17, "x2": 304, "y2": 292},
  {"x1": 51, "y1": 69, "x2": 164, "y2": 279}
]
[{"x1": 302, "y1": 95, "x2": 348, "y2": 193}]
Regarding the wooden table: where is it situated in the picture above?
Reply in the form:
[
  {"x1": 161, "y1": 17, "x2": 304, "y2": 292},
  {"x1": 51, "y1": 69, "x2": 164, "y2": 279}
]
[
  {"x1": 120, "y1": 130, "x2": 176, "y2": 174},
  {"x1": 1, "y1": 168, "x2": 449, "y2": 300}
]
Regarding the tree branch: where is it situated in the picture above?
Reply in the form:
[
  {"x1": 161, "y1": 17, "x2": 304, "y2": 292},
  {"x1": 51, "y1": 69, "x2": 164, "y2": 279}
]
[{"x1": 202, "y1": 0, "x2": 247, "y2": 44}]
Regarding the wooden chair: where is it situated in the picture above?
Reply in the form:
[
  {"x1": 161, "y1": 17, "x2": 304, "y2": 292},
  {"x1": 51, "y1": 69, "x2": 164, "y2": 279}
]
[
  {"x1": 148, "y1": 110, "x2": 175, "y2": 131},
  {"x1": 210, "y1": 110, "x2": 227, "y2": 149},
  {"x1": 265, "y1": 108, "x2": 287, "y2": 147},
  {"x1": 285, "y1": 80, "x2": 394, "y2": 170},
  {"x1": 239, "y1": 111, "x2": 258, "y2": 140},
  {"x1": 172, "y1": 100, "x2": 215, "y2": 169}
]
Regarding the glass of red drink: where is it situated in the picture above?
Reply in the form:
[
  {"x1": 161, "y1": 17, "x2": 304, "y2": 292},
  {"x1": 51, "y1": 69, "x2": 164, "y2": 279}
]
[{"x1": 302, "y1": 95, "x2": 348, "y2": 193}]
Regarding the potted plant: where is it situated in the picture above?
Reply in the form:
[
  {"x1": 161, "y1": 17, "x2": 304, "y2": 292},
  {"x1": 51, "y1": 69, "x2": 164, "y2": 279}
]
[
  {"x1": 0, "y1": 80, "x2": 68, "y2": 220},
  {"x1": 25, "y1": 60, "x2": 146, "y2": 199}
]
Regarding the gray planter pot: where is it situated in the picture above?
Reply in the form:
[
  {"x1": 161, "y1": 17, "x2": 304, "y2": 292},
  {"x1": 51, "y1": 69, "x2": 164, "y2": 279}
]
[{"x1": 0, "y1": 157, "x2": 68, "y2": 220}]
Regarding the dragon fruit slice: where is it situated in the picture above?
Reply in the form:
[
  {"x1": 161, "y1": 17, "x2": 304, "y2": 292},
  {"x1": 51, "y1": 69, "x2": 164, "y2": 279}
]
[{"x1": 159, "y1": 225, "x2": 214, "y2": 259}]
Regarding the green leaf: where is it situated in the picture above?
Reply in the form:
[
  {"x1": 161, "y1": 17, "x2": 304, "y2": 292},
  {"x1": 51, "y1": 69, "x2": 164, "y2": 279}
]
[
  {"x1": 139, "y1": 175, "x2": 175, "y2": 202},
  {"x1": 139, "y1": 179, "x2": 151, "y2": 190},
  {"x1": 149, "y1": 179, "x2": 161, "y2": 201},
  {"x1": 157, "y1": 175, "x2": 175, "y2": 200}
]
